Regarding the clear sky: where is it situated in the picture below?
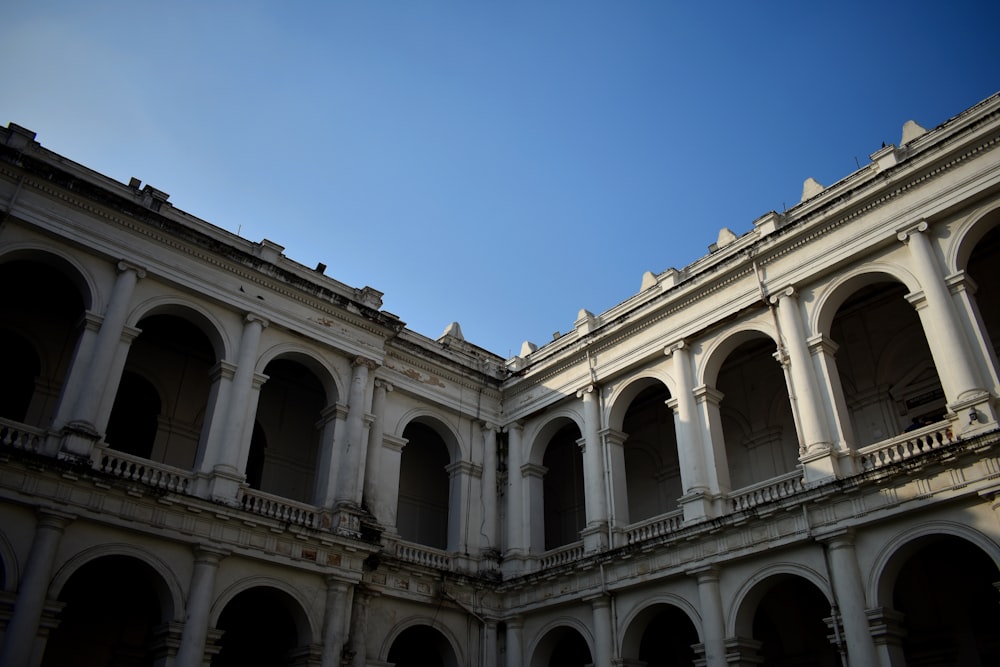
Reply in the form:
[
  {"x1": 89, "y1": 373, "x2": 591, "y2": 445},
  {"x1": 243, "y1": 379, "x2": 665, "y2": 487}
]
[{"x1": 3, "y1": 2, "x2": 997, "y2": 357}]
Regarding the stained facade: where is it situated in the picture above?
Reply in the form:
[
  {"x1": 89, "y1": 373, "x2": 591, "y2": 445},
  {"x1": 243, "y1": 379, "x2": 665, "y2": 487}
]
[{"x1": 1, "y1": 92, "x2": 999, "y2": 667}]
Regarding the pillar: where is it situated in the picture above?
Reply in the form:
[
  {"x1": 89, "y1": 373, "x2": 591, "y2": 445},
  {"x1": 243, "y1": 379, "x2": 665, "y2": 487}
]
[
  {"x1": 480, "y1": 422, "x2": 499, "y2": 555},
  {"x1": 504, "y1": 423, "x2": 525, "y2": 559},
  {"x1": 483, "y1": 619, "x2": 499, "y2": 667},
  {"x1": 666, "y1": 341, "x2": 715, "y2": 521},
  {"x1": 320, "y1": 579, "x2": 353, "y2": 667},
  {"x1": 588, "y1": 594, "x2": 614, "y2": 667},
  {"x1": 821, "y1": 531, "x2": 879, "y2": 667},
  {"x1": 313, "y1": 404, "x2": 348, "y2": 508},
  {"x1": 347, "y1": 587, "x2": 372, "y2": 667},
  {"x1": 692, "y1": 385, "x2": 731, "y2": 497},
  {"x1": 0, "y1": 510, "x2": 73, "y2": 667},
  {"x1": 578, "y1": 385, "x2": 609, "y2": 551},
  {"x1": 175, "y1": 546, "x2": 227, "y2": 666},
  {"x1": 336, "y1": 357, "x2": 377, "y2": 507},
  {"x1": 504, "y1": 617, "x2": 523, "y2": 667},
  {"x1": 362, "y1": 380, "x2": 392, "y2": 517},
  {"x1": 690, "y1": 566, "x2": 727, "y2": 667}
]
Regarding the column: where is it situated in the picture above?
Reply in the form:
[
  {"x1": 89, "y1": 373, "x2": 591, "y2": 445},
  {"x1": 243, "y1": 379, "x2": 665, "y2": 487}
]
[
  {"x1": 362, "y1": 381, "x2": 392, "y2": 517},
  {"x1": 602, "y1": 429, "x2": 629, "y2": 544},
  {"x1": 336, "y1": 357, "x2": 377, "y2": 507},
  {"x1": 447, "y1": 460, "x2": 478, "y2": 554},
  {"x1": 62, "y1": 261, "x2": 145, "y2": 455},
  {"x1": 588, "y1": 594, "x2": 614, "y2": 667},
  {"x1": 692, "y1": 385, "x2": 731, "y2": 497},
  {"x1": 504, "y1": 617, "x2": 523, "y2": 667},
  {"x1": 0, "y1": 510, "x2": 73, "y2": 667},
  {"x1": 312, "y1": 404, "x2": 348, "y2": 508},
  {"x1": 320, "y1": 579, "x2": 353, "y2": 667},
  {"x1": 577, "y1": 385, "x2": 609, "y2": 551},
  {"x1": 483, "y1": 619, "x2": 499, "y2": 667},
  {"x1": 347, "y1": 587, "x2": 372, "y2": 667},
  {"x1": 690, "y1": 566, "x2": 727, "y2": 667},
  {"x1": 504, "y1": 423, "x2": 525, "y2": 559},
  {"x1": 175, "y1": 547, "x2": 227, "y2": 666},
  {"x1": 897, "y1": 222, "x2": 990, "y2": 421},
  {"x1": 480, "y1": 423, "x2": 499, "y2": 555},
  {"x1": 666, "y1": 341, "x2": 715, "y2": 521},
  {"x1": 821, "y1": 531, "x2": 879, "y2": 667}
]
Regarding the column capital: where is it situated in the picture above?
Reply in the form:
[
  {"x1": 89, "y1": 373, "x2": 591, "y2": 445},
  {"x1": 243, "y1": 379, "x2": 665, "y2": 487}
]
[
  {"x1": 576, "y1": 383, "x2": 599, "y2": 399},
  {"x1": 687, "y1": 564, "x2": 721, "y2": 583},
  {"x1": 192, "y1": 545, "x2": 230, "y2": 563},
  {"x1": 502, "y1": 421, "x2": 524, "y2": 435},
  {"x1": 243, "y1": 313, "x2": 269, "y2": 328},
  {"x1": 583, "y1": 592, "x2": 612, "y2": 608},
  {"x1": 481, "y1": 421, "x2": 499, "y2": 434},
  {"x1": 895, "y1": 219, "x2": 929, "y2": 242},
  {"x1": 692, "y1": 384, "x2": 724, "y2": 406},
  {"x1": 768, "y1": 285, "x2": 798, "y2": 306},
  {"x1": 374, "y1": 379, "x2": 393, "y2": 392},
  {"x1": 352, "y1": 356, "x2": 379, "y2": 371},
  {"x1": 116, "y1": 259, "x2": 147, "y2": 278},
  {"x1": 816, "y1": 527, "x2": 856, "y2": 548},
  {"x1": 664, "y1": 339, "x2": 689, "y2": 356}
]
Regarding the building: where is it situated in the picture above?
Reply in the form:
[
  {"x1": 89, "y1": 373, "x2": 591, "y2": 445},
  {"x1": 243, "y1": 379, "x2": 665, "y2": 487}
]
[{"x1": 0, "y1": 91, "x2": 999, "y2": 667}]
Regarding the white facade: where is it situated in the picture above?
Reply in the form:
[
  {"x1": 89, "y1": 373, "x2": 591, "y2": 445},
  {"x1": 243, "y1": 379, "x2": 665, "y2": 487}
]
[{"x1": 0, "y1": 92, "x2": 999, "y2": 667}]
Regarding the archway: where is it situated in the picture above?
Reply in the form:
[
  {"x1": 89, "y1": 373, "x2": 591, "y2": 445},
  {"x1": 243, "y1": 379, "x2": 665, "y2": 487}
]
[
  {"x1": 386, "y1": 624, "x2": 459, "y2": 667},
  {"x1": 42, "y1": 555, "x2": 169, "y2": 667},
  {"x1": 622, "y1": 602, "x2": 700, "y2": 666},
  {"x1": 966, "y1": 223, "x2": 1000, "y2": 375},
  {"x1": 399, "y1": 419, "x2": 451, "y2": 549},
  {"x1": 529, "y1": 625, "x2": 592, "y2": 667},
  {"x1": 621, "y1": 382, "x2": 681, "y2": 522},
  {"x1": 542, "y1": 423, "x2": 586, "y2": 550},
  {"x1": 746, "y1": 575, "x2": 839, "y2": 666},
  {"x1": 212, "y1": 586, "x2": 305, "y2": 666}
]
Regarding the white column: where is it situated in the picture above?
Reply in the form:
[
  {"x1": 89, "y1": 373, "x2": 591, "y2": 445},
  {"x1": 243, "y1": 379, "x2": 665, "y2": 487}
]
[
  {"x1": 362, "y1": 381, "x2": 392, "y2": 516},
  {"x1": 504, "y1": 423, "x2": 525, "y2": 557},
  {"x1": 313, "y1": 404, "x2": 347, "y2": 508},
  {"x1": 666, "y1": 341, "x2": 715, "y2": 521},
  {"x1": 175, "y1": 546, "x2": 227, "y2": 666},
  {"x1": 577, "y1": 385, "x2": 609, "y2": 550},
  {"x1": 348, "y1": 587, "x2": 371, "y2": 667},
  {"x1": 447, "y1": 460, "x2": 478, "y2": 553},
  {"x1": 693, "y1": 385, "x2": 731, "y2": 496},
  {"x1": 483, "y1": 619, "x2": 498, "y2": 667},
  {"x1": 504, "y1": 617, "x2": 523, "y2": 667},
  {"x1": 0, "y1": 511, "x2": 73, "y2": 667},
  {"x1": 602, "y1": 429, "x2": 629, "y2": 540},
  {"x1": 897, "y1": 222, "x2": 986, "y2": 403},
  {"x1": 588, "y1": 594, "x2": 613, "y2": 667},
  {"x1": 336, "y1": 357, "x2": 377, "y2": 507},
  {"x1": 821, "y1": 531, "x2": 879, "y2": 667},
  {"x1": 480, "y1": 422, "x2": 499, "y2": 554},
  {"x1": 320, "y1": 579, "x2": 353, "y2": 667},
  {"x1": 690, "y1": 566, "x2": 727, "y2": 667},
  {"x1": 48, "y1": 312, "x2": 101, "y2": 433}
]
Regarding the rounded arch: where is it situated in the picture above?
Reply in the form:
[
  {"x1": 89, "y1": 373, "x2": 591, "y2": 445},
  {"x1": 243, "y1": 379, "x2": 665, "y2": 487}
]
[
  {"x1": 256, "y1": 342, "x2": 344, "y2": 405},
  {"x1": 48, "y1": 543, "x2": 183, "y2": 622},
  {"x1": 527, "y1": 617, "x2": 594, "y2": 667},
  {"x1": 525, "y1": 411, "x2": 585, "y2": 466},
  {"x1": 606, "y1": 373, "x2": 674, "y2": 432},
  {"x1": 698, "y1": 324, "x2": 778, "y2": 389},
  {"x1": 127, "y1": 295, "x2": 230, "y2": 362},
  {"x1": 0, "y1": 243, "x2": 97, "y2": 311},
  {"x1": 210, "y1": 575, "x2": 318, "y2": 646},
  {"x1": 729, "y1": 562, "x2": 831, "y2": 638},
  {"x1": 950, "y1": 201, "x2": 1000, "y2": 272},
  {"x1": 380, "y1": 616, "x2": 465, "y2": 666},
  {"x1": 812, "y1": 266, "x2": 920, "y2": 339},
  {"x1": 619, "y1": 594, "x2": 703, "y2": 659},
  {"x1": 396, "y1": 410, "x2": 464, "y2": 463},
  {"x1": 868, "y1": 520, "x2": 1000, "y2": 607}
]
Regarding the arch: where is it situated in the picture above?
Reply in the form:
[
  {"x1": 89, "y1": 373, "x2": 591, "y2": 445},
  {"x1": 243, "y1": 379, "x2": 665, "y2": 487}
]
[
  {"x1": 0, "y1": 243, "x2": 96, "y2": 311},
  {"x1": 256, "y1": 341, "x2": 344, "y2": 406},
  {"x1": 812, "y1": 265, "x2": 921, "y2": 339},
  {"x1": 697, "y1": 324, "x2": 777, "y2": 389},
  {"x1": 210, "y1": 576, "x2": 318, "y2": 646},
  {"x1": 527, "y1": 617, "x2": 594, "y2": 667},
  {"x1": 729, "y1": 562, "x2": 831, "y2": 638},
  {"x1": 211, "y1": 585, "x2": 312, "y2": 666},
  {"x1": 396, "y1": 410, "x2": 464, "y2": 464},
  {"x1": 398, "y1": 417, "x2": 454, "y2": 549},
  {"x1": 606, "y1": 372, "x2": 675, "y2": 432},
  {"x1": 48, "y1": 543, "x2": 183, "y2": 622},
  {"x1": 381, "y1": 617, "x2": 465, "y2": 667},
  {"x1": 525, "y1": 411, "x2": 585, "y2": 466},
  {"x1": 950, "y1": 201, "x2": 1000, "y2": 273},
  {"x1": 127, "y1": 295, "x2": 230, "y2": 362},
  {"x1": 619, "y1": 595, "x2": 703, "y2": 662},
  {"x1": 868, "y1": 520, "x2": 1000, "y2": 607}
]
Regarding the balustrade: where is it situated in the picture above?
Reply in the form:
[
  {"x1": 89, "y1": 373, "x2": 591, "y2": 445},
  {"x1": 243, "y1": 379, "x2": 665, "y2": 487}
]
[
  {"x1": 858, "y1": 420, "x2": 955, "y2": 471},
  {"x1": 729, "y1": 469, "x2": 806, "y2": 512},
  {"x1": 394, "y1": 541, "x2": 452, "y2": 569},
  {"x1": 0, "y1": 418, "x2": 44, "y2": 453},
  {"x1": 624, "y1": 510, "x2": 684, "y2": 545},
  {"x1": 239, "y1": 487, "x2": 319, "y2": 529},
  {"x1": 92, "y1": 445, "x2": 193, "y2": 494},
  {"x1": 537, "y1": 542, "x2": 585, "y2": 570}
]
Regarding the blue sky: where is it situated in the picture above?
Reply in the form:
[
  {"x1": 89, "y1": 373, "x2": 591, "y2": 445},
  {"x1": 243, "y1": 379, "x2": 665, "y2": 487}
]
[{"x1": 3, "y1": 2, "x2": 997, "y2": 357}]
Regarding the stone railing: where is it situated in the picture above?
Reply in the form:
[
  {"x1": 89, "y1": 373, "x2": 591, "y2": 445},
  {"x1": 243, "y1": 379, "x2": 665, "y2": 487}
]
[
  {"x1": 624, "y1": 510, "x2": 684, "y2": 546},
  {"x1": 538, "y1": 541, "x2": 585, "y2": 570},
  {"x1": 394, "y1": 541, "x2": 452, "y2": 569},
  {"x1": 857, "y1": 421, "x2": 955, "y2": 472},
  {"x1": 730, "y1": 469, "x2": 806, "y2": 512},
  {"x1": 240, "y1": 488, "x2": 319, "y2": 529},
  {"x1": 0, "y1": 418, "x2": 46, "y2": 454},
  {"x1": 92, "y1": 445, "x2": 194, "y2": 494}
]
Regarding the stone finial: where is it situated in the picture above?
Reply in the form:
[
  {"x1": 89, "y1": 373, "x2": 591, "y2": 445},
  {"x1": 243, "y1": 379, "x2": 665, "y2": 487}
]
[
  {"x1": 801, "y1": 177, "x2": 825, "y2": 202},
  {"x1": 900, "y1": 120, "x2": 927, "y2": 145},
  {"x1": 640, "y1": 271, "x2": 657, "y2": 291},
  {"x1": 519, "y1": 340, "x2": 538, "y2": 356},
  {"x1": 441, "y1": 321, "x2": 464, "y2": 340},
  {"x1": 575, "y1": 309, "x2": 599, "y2": 335},
  {"x1": 716, "y1": 228, "x2": 738, "y2": 248}
]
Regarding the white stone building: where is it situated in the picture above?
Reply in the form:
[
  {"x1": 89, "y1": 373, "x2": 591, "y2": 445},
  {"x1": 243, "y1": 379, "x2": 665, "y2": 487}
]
[{"x1": 1, "y1": 92, "x2": 999, "y2": 667}]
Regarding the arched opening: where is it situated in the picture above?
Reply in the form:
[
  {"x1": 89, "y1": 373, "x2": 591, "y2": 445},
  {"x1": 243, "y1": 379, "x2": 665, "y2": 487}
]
[
  {"x1": 543, "y1": 423, "x2": 586, "y2": 550},
  {"x1": 105, "y1": 372, "x2": 161, "y2": 459},
  {"x1": 529, "y1": 626, "x2": 592, "y2": 667},
  {"x1": 830, "y1": 281, "x2": 943, "y2": 446},
  {"x1": 891, "y1": 535, "x2": 1000, "y2": 664},
  {"x1": 623, "y1": 603, "x2": 700, "y2": 666},
  {"x1": 42, "y1": 555, "x2": 168, "y2": 667},
  {"x1": 0, "y1": 258, "x2": 85, "y2": 428},
  {"x1": 212, "y1": 587, "x2": 303, "y2": 667},
  {"x1": 108, "y1": 313, "x2": 216, "y2": 468},
  {"x1": 717, "y1": 337, "x2": 797, "y2": 490},
  {"x1": 622, "y1": 383, "x2": 681, "y2": 522},
  {"x1": 398, "y1": 420, "x2": 451, "y2": 549},
  {"x1": 386, "y1": 625, "x2": 459, "y2": 667},
  {"x1": 967, "y1": 223, "x2": 1000, "y2": 373},
  {"x1": 748, "y1": 575, "x2": 839, "y2": 666},
  {"x1": 253, "y1": 358, "x2": 325, "y2": 503}
]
